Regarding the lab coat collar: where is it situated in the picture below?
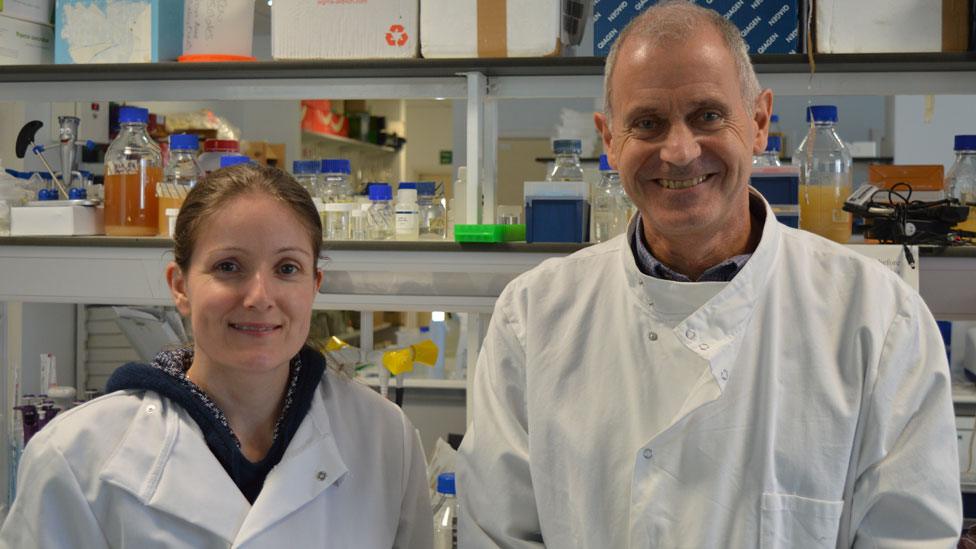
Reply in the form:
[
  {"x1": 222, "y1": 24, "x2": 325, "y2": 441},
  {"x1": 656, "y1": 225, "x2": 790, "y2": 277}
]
[
  {"x1": 99, "y1": 383, "x2": 349, "y2": 545},
  {"x1": 234, "y1": 383, "x2": 349, "y2": 546},
  {"x1": 622, "y1": 189, "x2": 781, "y2": 390}
]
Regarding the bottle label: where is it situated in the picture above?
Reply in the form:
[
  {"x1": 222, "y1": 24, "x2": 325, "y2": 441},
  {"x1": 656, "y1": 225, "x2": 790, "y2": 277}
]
[{"x1": 396, "y1": 211, "x2": 419, "y2": 234}]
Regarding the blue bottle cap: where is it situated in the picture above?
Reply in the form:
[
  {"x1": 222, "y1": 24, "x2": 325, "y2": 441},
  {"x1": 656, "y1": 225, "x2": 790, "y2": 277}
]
[
  {"x1": 954, "y1": 135, "x2": 976, "y2": 151},
  {"x1": 37, "y1": 188, "x2": 57, "y2": 200},
  {"x1": 368, "y1": 183, "x2": 392, "y2": 201},
  {"x1": 420, "y1": 326, "x2": 430, "y2": 333},
  {"x1": 417, "y1": 182, "x2": 436, "y2": 196},
  {"x1": 68, "y1": 187, "x2": 87, "y2": 200},
  {"x1": 320, "y1": 158, "x2": 351, "y2": 174},
  {"x1": 219, "y1": 155, "x2": 251, "y2": 168},
  {"x1": 598, "y1": 154, "x2": 611, "y2": 171},
  {"x1": 169, "y1": 133, "x2": 199, "y2": 151},
  {"x1": 806, "y1": 105, "x2": 838, "y2": 123},
  {"x1": 437, "y1": 472, "x2": 456, "y2": 495},
  {"x1": 398, "y1": 182, "x2": 417, "y2": 190},
  {"x1": 118, "y1": 106, "x2": 149, "y2": 124},
  {"x1": 293, "y1": 160, "x2": 320, "y2": 175},
  {"x1": 553, "y1": 139, "x2": 582, "y2": 155},
  {"x1": 771, "y1": 114, "x2": 780, "y2": 123},
  {"x1": 765, "y1": 135, "x2": 782, "y2": 152}
]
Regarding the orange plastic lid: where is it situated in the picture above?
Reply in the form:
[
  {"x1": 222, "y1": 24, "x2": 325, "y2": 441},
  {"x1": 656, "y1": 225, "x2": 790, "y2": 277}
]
[{"x1": 178, "y1": 54, "x2": 257, "y2": 63}]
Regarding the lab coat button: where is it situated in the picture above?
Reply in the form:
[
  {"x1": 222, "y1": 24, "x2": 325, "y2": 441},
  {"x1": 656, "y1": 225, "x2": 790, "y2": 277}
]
[
  {"x1": 317, "y1": 471, "x2": 328, "y2": 481},
  {"x1": 642, "y1": 448, "x2": 653, "y2": 459},
  {"x1": 699, "y1": 343, "x2": 709, "y2": 351},
  {"x1": 145, "y1": 405, "x2": 156, "y2": 414},
  {"x1": 685, "y1": 329, "x2": 696, "y2": 340},
  {"x1": 647, "y1": 331, "x2": 658, "y2": 341},
  {"x1": 721, "y1": 369, "x2": 729, "y2": 381}
]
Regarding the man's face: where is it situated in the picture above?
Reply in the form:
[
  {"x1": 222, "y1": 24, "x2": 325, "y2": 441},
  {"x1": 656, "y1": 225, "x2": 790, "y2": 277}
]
[{"x1": 595, "y1": 27, "x2": 772, "y2": 242}]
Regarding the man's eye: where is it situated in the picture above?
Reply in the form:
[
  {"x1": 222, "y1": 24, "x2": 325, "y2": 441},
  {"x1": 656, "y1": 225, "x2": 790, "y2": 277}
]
[
  {"x1": 701, "y1": 111, "x2": 722, "y2": 123},
  {"x1": 634, "y1": 119, "x2": 657, "y2": 130}
]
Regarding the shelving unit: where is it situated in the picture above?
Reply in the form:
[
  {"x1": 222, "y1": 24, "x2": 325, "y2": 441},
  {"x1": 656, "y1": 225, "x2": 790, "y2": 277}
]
[
  {"x1": 1, "y1": 54, "x2": 976, "y2": 495},
  {"x1": 301, "y1": 131, "x2": 397, "y2": 155}
]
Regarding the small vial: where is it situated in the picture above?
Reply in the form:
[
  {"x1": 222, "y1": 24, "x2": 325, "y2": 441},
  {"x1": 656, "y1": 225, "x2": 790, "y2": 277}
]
[{"x1": 350, "y1": 205, "x2": 369, "y2": 241}]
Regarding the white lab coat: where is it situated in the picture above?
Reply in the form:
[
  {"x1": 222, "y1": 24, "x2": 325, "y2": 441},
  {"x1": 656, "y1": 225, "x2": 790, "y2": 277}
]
[
  {"x1": 458, "y1": 195, "x2": 962, "y2": 548},
  {"x1": 1, "y1": 371, "x2": 433, "y2": 548}
]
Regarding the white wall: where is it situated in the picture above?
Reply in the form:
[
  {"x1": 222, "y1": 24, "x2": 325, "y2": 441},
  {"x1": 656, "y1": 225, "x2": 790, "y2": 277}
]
[
  {"x1": 893, "y1": 95, "x2": 976, "y2": 171},
  {"x1": 18, "y1": 304, "x2": 76, "y2": 395}
]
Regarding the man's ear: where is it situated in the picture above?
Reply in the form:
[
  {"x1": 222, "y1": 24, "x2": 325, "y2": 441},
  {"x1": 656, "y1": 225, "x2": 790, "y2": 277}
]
[
  {"x1": 752, "y1": 89, "x2": 774, "y2": 155},
  {"x1": 594, "y1": 111, "x2": 616, "y2": 169},
  {"x1": 166, "y1": 262, "x2": 191, "y2": 317}
]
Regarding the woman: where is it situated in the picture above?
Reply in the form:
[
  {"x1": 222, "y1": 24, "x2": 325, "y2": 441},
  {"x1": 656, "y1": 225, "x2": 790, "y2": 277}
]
[{"x1": 1, "y1": 164, "x2": 433, "y2": 547}]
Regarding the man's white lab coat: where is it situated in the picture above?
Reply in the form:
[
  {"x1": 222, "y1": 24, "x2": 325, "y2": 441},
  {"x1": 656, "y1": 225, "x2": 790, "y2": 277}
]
[
  {"x1": 1, "y1": 372, "x2": 433, "y2": 548},
  {"x1": 458, "y1": 197, "x2": 962, "y2": 548}
]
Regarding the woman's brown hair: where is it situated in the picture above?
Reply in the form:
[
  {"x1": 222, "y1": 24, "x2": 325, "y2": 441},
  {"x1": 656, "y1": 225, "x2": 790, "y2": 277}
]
[{"x1": 172, "y1": 163, "x2": 323, "y2": 273}]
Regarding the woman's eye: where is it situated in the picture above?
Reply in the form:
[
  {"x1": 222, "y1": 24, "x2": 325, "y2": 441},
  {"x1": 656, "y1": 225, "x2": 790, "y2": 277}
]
[
  {"x1": 214, "y1": 261, "x2": 239, "y2": 273},
  {"x1": 279, "y1": 263, "x2": 300, "y2": 275}
]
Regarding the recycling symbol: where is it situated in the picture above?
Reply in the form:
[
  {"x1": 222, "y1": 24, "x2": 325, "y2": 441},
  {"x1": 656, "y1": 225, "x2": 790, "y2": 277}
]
[{"x1": 386, "y1": 24, "x2": 409, "y2": 47}]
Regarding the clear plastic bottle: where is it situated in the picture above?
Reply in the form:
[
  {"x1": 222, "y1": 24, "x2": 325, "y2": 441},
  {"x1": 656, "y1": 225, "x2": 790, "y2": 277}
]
[
  {"x1": 592, "y1": 154, "x2": 616, "y2": 242},
  {"x1": 395, "y1": 185, "x2": 420, "y2": 241},
  {"x1": 947, "y1": 134, "x2": 976, "y2": 234},
  {"x1": 417, "y1": 181, "x2": 447, "y2": 240},
  {"x1": 157, "y1": 133, "x2": 201, "y2": 235},
  {"x1": 104, "y1": 106, "x2": 163, "y2": 236},
  {"x1": 367, "y1": 183, "x2": 395, "y2": 240},
  {"x1": 792, "y1": 105, "x2": 853, "y2": 243},
  {"x1": 753, "y1": 135, "x2": 783, "y2": 168},
  {"x1": 292, "y1": 160, "x2": 321, "y2": 199},
  {"x1": 432, "y1": 473, "x2": 458, "y2": 549},
  {"x1": 321, "y1": 159, "x2": 354, "y2": 203},
  {"x1": 547, "y1": 139, "x2": 584, "y2": 182},
  {"x1": 611, "y1": 182, "x2": 636, "y2": 236}
]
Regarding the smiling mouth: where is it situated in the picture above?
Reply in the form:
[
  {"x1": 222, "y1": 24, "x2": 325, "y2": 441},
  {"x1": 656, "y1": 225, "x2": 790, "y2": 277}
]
[
  {"x1": 229, "y1": 323, "x2": 281, "y2": 334},
  {"x1": 656, "y1": 175, "x2": 709, "y2": 190}
]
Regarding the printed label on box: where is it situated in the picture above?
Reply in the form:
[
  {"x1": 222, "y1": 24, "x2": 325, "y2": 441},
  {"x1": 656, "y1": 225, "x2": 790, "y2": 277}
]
[{"x1": 593, "y1": 0, "x2": 800, "y2": 56}]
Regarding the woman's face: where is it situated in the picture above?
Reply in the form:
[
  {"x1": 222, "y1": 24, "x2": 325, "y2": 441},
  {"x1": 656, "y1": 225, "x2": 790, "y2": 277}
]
[{"x1": 167, "y1": 192, "x2": 323, "y2": 377}]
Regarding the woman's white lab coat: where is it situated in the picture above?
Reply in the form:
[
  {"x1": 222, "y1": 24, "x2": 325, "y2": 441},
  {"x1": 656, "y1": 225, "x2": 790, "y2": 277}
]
[{"x1": 0, "y1": 371, "x2": 433, "y2": 548}]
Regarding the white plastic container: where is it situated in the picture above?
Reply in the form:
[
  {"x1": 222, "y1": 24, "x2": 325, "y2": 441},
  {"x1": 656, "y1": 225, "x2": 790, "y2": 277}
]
[
  {"x1": 182, "y1": 0, "x2": 255, "y2": 61},
  {"x1": 323, "y1": 202, "x2": 355, "y2": 241},
  {"x1": 395, "y1": 188, "x2": 420, "y2": 241}
]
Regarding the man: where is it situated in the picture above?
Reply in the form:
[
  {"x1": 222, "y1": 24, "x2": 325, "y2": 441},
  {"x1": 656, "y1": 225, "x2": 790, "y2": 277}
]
[{"x1": 457, "y1": 1, "x2": 962, "y2": 547}]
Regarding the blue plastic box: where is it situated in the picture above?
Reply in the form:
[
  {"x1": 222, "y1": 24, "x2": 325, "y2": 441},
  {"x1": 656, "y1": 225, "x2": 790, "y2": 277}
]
[
  {"x1": 526, "y1": 199, "x2": 590, "y2": 243},
  {"x1": 751, "y1": 171, "x2": 800, "y2": 228},
  {"x1": 55, "y1": 0, "x2": 183, "y2": 63},
  {"x1": 594, "y1": 0, "x2": 800, "y2": 56}
]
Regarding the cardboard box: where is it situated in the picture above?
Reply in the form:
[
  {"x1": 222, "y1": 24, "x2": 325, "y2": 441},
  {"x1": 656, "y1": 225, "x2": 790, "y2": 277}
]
[
  {"x1": 816, "y1": 0, "x2": 968, "y2": 53},
  {"x1": 0, "y1": 12, "x2": 52, "y2": 64},
  {"x1": 272, "y1": 0, "x2": 418, "y2": 60},
  {"x1": 421, "y1": 0, "x2": 560, "y2": 58},
  {"x1": 241, "y1": 141, "x2": 286, "y2": 170},
  {"x1": 1, "y1": 0, "x2": 54, "y2": 24},
  {"x1": 55, "y1": 0, "x2": 183, "y2": 63},
  {"x1": 11, "y1": 204, "x2": 104, "y2": 235},
  {"x1": 594, "y1": 0, "x2": 800, "y2": 56}
]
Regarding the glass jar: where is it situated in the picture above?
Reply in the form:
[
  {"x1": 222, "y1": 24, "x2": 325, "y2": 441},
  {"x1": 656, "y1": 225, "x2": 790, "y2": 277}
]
[{"x1": 104, "y1": 106, "x2": 163, "y2": 236}]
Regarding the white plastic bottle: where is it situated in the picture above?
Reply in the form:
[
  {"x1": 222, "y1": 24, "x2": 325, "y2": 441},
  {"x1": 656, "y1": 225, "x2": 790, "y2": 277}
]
[
  {"x1": 792, "y1": 105, "x2": 853, "y2": 243},
  {"x1": 432, "y1": 473, "x2": 458, "y2": 549},
  {"x1": 947, "y1": 134, "x2": 976, "y2": 234},
  {"x1": 395, "y1": 185, "x2": 420, "y2": 241},
  {"x1": 547, "y1": 139, "x2": 584, "y2": 182}
]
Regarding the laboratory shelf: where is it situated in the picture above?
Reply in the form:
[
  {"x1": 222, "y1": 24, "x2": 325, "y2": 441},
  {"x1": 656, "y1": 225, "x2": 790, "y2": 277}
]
[
  {"x1": 360, "y1": 377, "x2": 467, "y2": 391},
  {"x1": 2, "y1": 53, "x2": 976, "y2": 101},
  {"x1": 301, "y1": 131, "x2": 397, "y2": 155}
]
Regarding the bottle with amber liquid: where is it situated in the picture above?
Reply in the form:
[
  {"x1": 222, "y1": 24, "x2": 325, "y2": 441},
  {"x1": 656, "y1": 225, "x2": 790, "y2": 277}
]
[{"x1": 104, "y1": 106, "x2": 163, "y2": 236}]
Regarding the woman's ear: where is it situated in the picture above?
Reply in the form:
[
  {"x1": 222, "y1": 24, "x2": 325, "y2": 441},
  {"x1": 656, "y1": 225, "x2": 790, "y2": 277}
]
[{"x1": 166, "y1": 262, "x2": 191, "y2": 317}]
